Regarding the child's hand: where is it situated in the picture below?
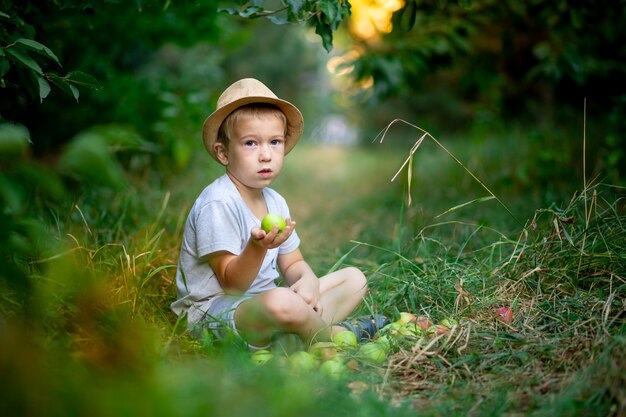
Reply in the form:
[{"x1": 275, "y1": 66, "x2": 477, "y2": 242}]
[
  {"x1": 290, "y1": 274, "x2": 322, "y2": 315},
  {"x1": 250, "y1": 218, "x2": 296, "y2": 249}
]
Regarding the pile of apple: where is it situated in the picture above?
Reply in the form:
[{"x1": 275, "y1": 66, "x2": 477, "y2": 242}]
[
  {"x1": 250, "y1": 312, "x2": 460, "y2": 379},
  {"x1": 250, "y1": 329, "x2": 391, "y2": 380},
  {"x1": 380, "y1": 312, "x2": 458, "y2": 339}
]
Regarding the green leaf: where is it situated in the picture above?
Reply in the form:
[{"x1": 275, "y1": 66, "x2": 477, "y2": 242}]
[
  {"x1": 81, "y1": 124, "x2": 151, "y2": 152},
  {"x1": 69, "y1": 84, "x2": 79, "y2": 101},
  {"x1": 399, "y1": 0, "x2": 418, "y2": 32},
  {"x1": 320, "y1": 0, "x2": 341, "y2": 23},
  {"x1": 219, "y1": 5, "x2": 264, "y2": 18},
  {"x1": 0, "y1": 123, "x2": 31, "y2": 158},
  {"x1": 268, "y1": 15, "x2": 289, "y2": 25},
  {"x1": 48, "y1": 74, "x2": 79, "y2": 102},
  {"x1": 0, "y1": 59, "x2": 9, "y2": 77},
  {"x1": 57, "y1": 133, "x2": 128, "y2": 190},
  {"x1": 285, "y1": 0, "x2": 305, "y2": 14},
  {"x1": 18, "y1": 68, "x2": 40, "y2": 100},
  {"x1": 314, "y1": 16, "x2": 334, "y2": 52},
  {"x1": 37, "y1": 76, "x2": 51, "y2": 102},
  {"x1": 66, "y1": 70, "x2": 102, "y2": 90},
  {"x1": 14, "y1": 38, "x2": 61, "y2": 66},
  {"x1": 4, "y1": 47, "x2": 42, "y2": 74},
  {"x1": 17, "y1": 163, "x2": 67, "y2": 203}
]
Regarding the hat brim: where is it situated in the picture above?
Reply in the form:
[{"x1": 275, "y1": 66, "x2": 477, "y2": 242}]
[{"x1": 202, "y1": 96, "x2": 304, "y2": 161}]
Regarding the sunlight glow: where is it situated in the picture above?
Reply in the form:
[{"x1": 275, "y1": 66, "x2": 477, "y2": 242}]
[{"x1": 349, "y1": 0, "x2": 405, "y2": 41}]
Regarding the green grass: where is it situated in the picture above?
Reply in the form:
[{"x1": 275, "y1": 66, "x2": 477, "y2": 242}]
[{"x1": 2, "y1": 128, "x2": 625, "y2": 417}]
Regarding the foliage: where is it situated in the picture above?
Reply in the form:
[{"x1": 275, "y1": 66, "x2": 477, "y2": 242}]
[
  {"x1": 219, "y1": 0, "x2": 351, "y2": 52},
  {"x1": 0, "y1": 5, "x2": 101, "y2": 104},
  {"x1": 0, "y1": 1, "x2": 229, "y2": 311},
  {"x1": 346, "y1": 0, "x2": 626, "y2": 180}
]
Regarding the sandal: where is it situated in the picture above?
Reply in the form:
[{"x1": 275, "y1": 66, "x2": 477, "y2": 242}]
[{"x1": 337, "y1": 314, "x2": 391, "y2": 342}]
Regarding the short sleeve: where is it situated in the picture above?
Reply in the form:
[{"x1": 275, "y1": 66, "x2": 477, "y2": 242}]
[{"x1": 195, "y1": 201, "x2": 244, "y2": 258}]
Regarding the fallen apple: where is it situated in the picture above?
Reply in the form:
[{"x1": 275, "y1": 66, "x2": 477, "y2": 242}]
[
  {"x1": 261, "y1": 213, "x2": 286, "y2": 233},
  {"x1": 287, "y1": 350, "x2": 318, "y2": 373},
  {"x1": 415, "y1": 316, "x2": 433, "y2": 331},
  {"x1": 309, "y1": 341, "x2": 338, "y2": 361},
  {"x1": 427, "y1": 325, "x2": 449, "y2": 335},
  {"x1": 319, "y1": 358, "x2": 348, "y2": 380},
  {"x1": 358, "y1": 342, "x2": 388, "y2": 363},
  {"x1": 439, "y1": 318, "x2": 458, "y2": 328},
  {"x1": 385, "y1": 322, "x2": 421, "y2": 338},
  {"x1": 496, "y1": 307, "x2": 513, "y2": 323},
  {"x1": 397, "y1": 312, "x2": 417, "y2": 324},
  {"x1": 375, "y1": 335, "x2": 392, "y2": 353},
  {"x1": 403, "y1": 322, "x2": 426, "y2": 336},
  {"x1": 250, "y1": 349, "x2": 273, "y2": 365},
  {"x1": 332, "y1": 330, "x2": 358, "y2": 348}
]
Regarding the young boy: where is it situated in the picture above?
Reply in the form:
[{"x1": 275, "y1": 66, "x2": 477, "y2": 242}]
[{"x1": 171, "y1": 78, "x2": 388, "y2": 349}]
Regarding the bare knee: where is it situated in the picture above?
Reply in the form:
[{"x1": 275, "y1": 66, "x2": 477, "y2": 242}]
[
  {"x1": 262, "y1": 287, "x2": 310, "y2": 327},
  {"x1": 344, "y1": 266, "x2": 368, "y2": 295}
]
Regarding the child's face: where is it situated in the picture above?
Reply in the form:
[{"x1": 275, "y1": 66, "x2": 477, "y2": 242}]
[{"x1": 221, "y1": 114, "x2": 286, "y2": 192}]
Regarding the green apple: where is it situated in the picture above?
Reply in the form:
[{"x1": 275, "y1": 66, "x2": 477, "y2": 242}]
[
  {"x1": 309, "y1": 341, "x2": 339, "y2": 361},
  {"x1": 261, "y1": 213, "x2": 286, "y2": 233},
  {"x1": 319, "y1": 358, "x2": 348, "y2": 380},
  {"x1": 439, "y1": 318, "x2": 458, "y2": 328},
  {"x1": 398, "y1": 312, "x2": 417, "y2": 324},
  {"x1": 250, "y1": 349, "x2": 273, "y2": 365},
  {"x1": 375, "y1": 335, "x2": 392, "y2": 353},
  {"x1": 358, "y1": 342, "x2": 388, "y2": 363},
  {"x1": 332, "y1": 330, "x2": 358, "y2": 348},
  {"x1": 287, "y1": 350, "x2": 318, "y2": 373},
  {"x1": 427, "y1": 324, "x2": 449, "y2": 335}
]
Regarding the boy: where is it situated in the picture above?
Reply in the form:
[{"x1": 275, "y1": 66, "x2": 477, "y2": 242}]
[{"x1": 171, "y1": 78, "x2": 388, "y2": 349}]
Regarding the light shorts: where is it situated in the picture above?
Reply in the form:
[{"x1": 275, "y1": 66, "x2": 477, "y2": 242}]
[{"x1": 192, "y1": 293, "x2": 271, "y2": 351}]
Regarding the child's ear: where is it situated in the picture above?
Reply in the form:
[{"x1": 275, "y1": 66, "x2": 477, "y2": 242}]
[{"x1": 213, "y1": 142, "x2": 229, "y2": 165}]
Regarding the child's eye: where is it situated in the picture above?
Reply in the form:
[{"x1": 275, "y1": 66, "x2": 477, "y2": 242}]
[
  {"x1": 244, "y1": 140, "x2": 256, "y2": 147},
  {"x1": 271, "y1": 139, "x2": 284, "y2": 146}
]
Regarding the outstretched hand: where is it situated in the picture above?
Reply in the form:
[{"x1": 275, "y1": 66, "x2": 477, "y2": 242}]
[{"x1": 250, "y1": 218, "x2": 296, "y2": 249}]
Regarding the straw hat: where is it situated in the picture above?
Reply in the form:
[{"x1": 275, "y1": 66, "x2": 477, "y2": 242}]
[{"x1": 202, "y1": 78, "x2": 304, "y2": 161}]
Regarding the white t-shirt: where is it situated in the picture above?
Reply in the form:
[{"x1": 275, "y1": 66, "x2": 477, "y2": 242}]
[{"x1": 171, "y1": 173, "x2": 300, "y2": 325}]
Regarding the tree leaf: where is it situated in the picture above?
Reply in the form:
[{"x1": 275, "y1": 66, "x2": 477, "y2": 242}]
[
  {"x1": 4, "y1": 47, "x2": 42, "y2": 74},
  {"x1": 268, "y1": 15, "x2": 289, "y2": 25},
  {"x1": 0, "y1": 123, "x2": 31, "y2": 158},
  {"x1": 66, "y1": 70, "x2": 102, "y2": 90},
  {"x1": 15, "y1": 38, "x2": 61, "y2": 66},
  {"x1": 314, "y1": 17, "x2": 334, "y2": 52},
  {"x1": 0, "y1": 59, "x2": 9, "y2": 78},
  {"x1": 320, "y1": 0, "x2": 340, "y2": 23},
  {"x1": 58, "y1": 134, "x2": 128, "y2": 190},
  {"x1": 69, "y1": 84, "x2": 79, "y2": 102},
  {"x1": 37, "y1": 76, "x2": 51, "y2": 102},
  {"x1": 399, "y1": 0, "x2": 418, "y2": 32},
  {"x1": 48, "y1": 73, "x2": 79, "y2": 102},
  {"x1": 285, "y1": 0, "x2": 305, "y2": 14}
]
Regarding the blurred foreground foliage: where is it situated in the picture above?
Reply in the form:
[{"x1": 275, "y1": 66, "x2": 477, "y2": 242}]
[{"x1": 1, "y1": 2, "x2": 625, "y2": 416}]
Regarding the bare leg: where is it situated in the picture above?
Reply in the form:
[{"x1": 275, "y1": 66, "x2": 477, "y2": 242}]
[
  {"x1": 234, "y1": 287, "x2": 330, "y2": 347},
  {"x1": 318, "y1": 267, "x2": 368, "y2": 330},
  {"x1": 233, "y1": 267, "x2": 368, "y2": 346}
]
